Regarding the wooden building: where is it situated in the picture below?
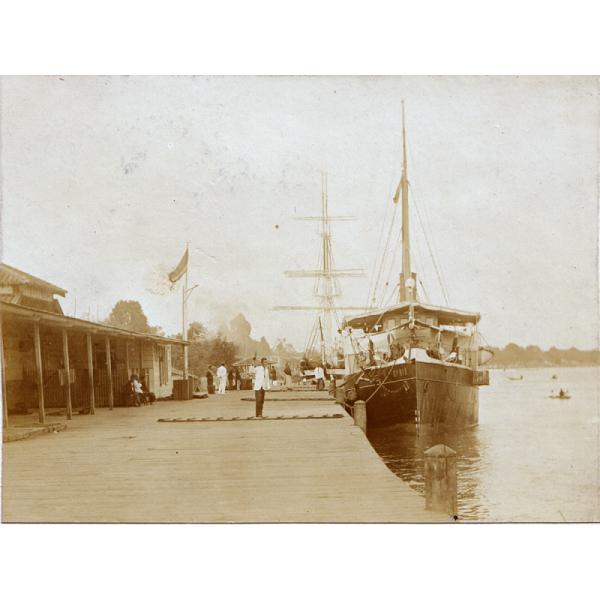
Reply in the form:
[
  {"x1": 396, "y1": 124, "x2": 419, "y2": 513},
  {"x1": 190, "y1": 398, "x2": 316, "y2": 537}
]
[{"x1": 0, "y1": 263, "x2": 187, "y2": 427}]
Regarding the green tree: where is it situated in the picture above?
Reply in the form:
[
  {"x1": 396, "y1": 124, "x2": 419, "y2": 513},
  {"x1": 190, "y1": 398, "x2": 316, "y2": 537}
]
[
  {"x1": 171, "y1": 323, "x2": 239, "y2": 376},
  {"x1": 208, "y1": 334, "x2": 239, "y2": 367},
  {"x1": 188, "y1": 321, "x2": 207, "y2": 342},
  {"x1": 106, "y1": 300, "x2": 157, "y2": 333},
  {"x1": 256, "y1": 336, "x2": 272, "y2": 357}
]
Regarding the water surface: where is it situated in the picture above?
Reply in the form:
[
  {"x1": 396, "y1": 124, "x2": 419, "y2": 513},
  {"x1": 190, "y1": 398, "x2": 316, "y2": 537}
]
[{"x1": 367, "y1": 366, "x2": 599, "y2": 521}]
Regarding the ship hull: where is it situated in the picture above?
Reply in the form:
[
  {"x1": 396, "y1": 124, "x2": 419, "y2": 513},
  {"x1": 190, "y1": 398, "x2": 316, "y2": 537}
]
[{"x1": 343, "y1": 360, "x2": 479, "y2": 430}]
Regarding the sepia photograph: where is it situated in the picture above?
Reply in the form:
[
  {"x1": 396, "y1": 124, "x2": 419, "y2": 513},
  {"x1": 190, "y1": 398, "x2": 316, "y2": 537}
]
[{"x1": 1, "y1": 74, "x2": 598, "y2": 525}]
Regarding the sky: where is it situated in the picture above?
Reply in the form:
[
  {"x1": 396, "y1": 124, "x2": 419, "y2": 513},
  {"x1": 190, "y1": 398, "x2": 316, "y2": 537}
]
[{"x1": 0, "y1": 75, "x2": 598, "y2": 351}]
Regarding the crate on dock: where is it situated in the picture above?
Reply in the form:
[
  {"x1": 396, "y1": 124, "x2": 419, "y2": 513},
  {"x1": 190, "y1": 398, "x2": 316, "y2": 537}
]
[{"x1": 173, "y1": 378, "x2": 194, "y2": 400}]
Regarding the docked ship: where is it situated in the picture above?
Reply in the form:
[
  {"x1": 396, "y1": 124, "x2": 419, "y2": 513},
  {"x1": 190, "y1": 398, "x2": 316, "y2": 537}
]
[{"x1": 335, "y1": 103, "x2": 493, "y2": 430}]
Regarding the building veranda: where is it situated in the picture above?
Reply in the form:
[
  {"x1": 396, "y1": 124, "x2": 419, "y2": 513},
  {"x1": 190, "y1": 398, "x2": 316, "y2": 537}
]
[{"x1": 0, "y1": 263, "x2": 187, "y2": 429}]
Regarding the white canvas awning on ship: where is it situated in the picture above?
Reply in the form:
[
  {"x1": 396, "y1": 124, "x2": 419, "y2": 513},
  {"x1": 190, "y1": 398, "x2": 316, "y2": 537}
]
[{"x1": 343, "y1": 301, "x2": 481, "y2": 330}]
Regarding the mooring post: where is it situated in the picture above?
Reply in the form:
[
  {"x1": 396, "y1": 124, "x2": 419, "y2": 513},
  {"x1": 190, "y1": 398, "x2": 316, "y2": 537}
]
[
  {"x1": 424, "y1": 444, "x2": 457, "y2": 517},
  {"x1": 353, "y1": 400, "x2": 367, "y2": 433}
]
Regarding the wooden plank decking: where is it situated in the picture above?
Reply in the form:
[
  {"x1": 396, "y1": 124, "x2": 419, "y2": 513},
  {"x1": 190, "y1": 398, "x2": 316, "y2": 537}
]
[{"x1": 2, "y1": 390, "x2": 446, "y2": 523}]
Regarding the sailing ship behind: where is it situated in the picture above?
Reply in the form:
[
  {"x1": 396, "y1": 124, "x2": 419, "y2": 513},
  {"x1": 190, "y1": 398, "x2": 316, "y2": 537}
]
[{"x1": 274, "y1": 173, "x2": 366, "y2": 377}]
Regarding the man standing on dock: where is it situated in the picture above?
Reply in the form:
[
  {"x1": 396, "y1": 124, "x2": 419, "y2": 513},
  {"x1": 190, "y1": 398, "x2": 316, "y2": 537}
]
[
  {"x1": 284, "y1": 362, "x2": 293, "y2": 390},
  {"x1": 216, "y1": 363, "x2": 227, "y2": 394},
  {"x1": 314, "y1": 364, "x2": 325, "y2": 391},
  {"x1": 250, "y1": 357, "x2": 270, "y2": 417}
]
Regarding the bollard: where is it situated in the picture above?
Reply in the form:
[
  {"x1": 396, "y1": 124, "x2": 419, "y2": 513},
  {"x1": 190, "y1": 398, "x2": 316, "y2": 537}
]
[
  {"x1": 424, "y1": 444, "x2": 457, "y2": 517},
  {"x1": 353, "y1": 400, "x2": 367, "y2": 433}
]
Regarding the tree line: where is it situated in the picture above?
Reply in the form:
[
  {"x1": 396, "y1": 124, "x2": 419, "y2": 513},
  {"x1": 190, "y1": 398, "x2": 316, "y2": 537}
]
[
  {"x1": 104, "y1": 300, "x2": 272, "y2": 376},
  {"x1": 487, "y1": 343, "x2": 600, "y2": 368},
  {"x1": 103, "y1": 300, "x2": 600, "y2": 372}
]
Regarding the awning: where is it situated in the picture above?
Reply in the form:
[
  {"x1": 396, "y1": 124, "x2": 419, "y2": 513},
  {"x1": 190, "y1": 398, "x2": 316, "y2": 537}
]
[
  {"x1": 0, "y1": 300, "x2": 188, "y2": 345},
  {"x1": 343, "y1": 301, "x2": 480, "y2": 329}
]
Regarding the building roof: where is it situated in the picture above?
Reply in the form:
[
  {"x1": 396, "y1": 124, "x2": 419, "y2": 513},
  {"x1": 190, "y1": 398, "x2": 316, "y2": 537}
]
[
  {"x1": 344, "y1": 301, "x2": 481, "y2": 329},
  {"x1": 0, "y1": 263, "x2": 67, "y2": 296},
  {"x1": 0, "y1": 300, "x2": 188, "y2": 345}
]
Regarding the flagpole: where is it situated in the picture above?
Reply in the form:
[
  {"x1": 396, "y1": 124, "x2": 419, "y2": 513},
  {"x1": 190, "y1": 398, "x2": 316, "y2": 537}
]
[{"x1": 182, "y1": 242, "x2": 189, "y2": 380}]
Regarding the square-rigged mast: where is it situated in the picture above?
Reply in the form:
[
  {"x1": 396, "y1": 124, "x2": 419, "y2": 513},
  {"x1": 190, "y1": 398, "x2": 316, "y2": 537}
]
[{"x1": 273, "y1": 173, "x2": 366, "y2": 362}]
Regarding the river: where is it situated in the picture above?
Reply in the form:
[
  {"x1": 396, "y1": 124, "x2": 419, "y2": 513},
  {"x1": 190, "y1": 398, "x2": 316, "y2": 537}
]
[{"x1": 367, "y1": 366, "x2": 599, "y2": 521}]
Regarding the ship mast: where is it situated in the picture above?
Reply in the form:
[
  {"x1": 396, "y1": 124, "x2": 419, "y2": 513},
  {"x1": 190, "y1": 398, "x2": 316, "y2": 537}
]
[
  {"x1": 399, "y1": 100, "x2": 416, "y2": 303},
  {"x1": 273, "y1": 173, "x2": 367, "y2": 362}
]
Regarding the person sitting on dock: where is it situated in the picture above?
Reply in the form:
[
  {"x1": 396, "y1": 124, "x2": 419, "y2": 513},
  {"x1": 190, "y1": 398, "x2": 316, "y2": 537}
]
[
  {"x1": 250, "y1": 357, "x2": 270, "y2": 417},
  {"x1": 139, "y1": 376, "x2": 156, "y2": 405},
  {"x1": 123, "y1": 375, "x2": 140, "y2": 407},
  {"x1": 132, "y1": 375, "x2": 143, "y2": 407}
]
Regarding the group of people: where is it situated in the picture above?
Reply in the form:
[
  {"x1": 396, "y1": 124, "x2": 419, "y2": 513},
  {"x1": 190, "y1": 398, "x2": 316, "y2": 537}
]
[
  {"x1": 204, "y1": 358, "x2": 273, "y2": 417},
  {"x1": 206, "y1": 364, "x2": 242, "y2": 394},
  {"x1": 204, "y1": 357, "x2": 332, "y2": 417},
  {"x1": 298, "y1": 358, "x2": 329, "y2": 390},
  {"x1": 207, "y1": 361, "x2": 287, "y2": 395}
]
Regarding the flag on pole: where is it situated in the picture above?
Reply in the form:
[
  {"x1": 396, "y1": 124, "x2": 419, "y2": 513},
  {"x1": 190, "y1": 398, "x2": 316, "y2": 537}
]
[{"x1": 168, "y1": 248, "x2": 188, "y2": 283}]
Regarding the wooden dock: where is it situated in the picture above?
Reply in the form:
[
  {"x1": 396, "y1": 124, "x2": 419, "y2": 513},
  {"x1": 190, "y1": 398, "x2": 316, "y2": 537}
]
[{"x1": 2, "y1": 390, "x2": 446, "y2": 523}]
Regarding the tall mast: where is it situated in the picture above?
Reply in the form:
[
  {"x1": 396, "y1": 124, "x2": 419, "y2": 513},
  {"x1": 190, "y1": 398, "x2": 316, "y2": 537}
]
[
  {"x1": 399, "y1": 101, "x2": 416, "y2": 302},
  {"x1": 273, "y1": 174, "x2": 367, "y2": 360},
  {"x1": 401, "y1": 101, "x2": 410, "y2": 280},
  {"x1": 321, "y1": 172, "x2": 333, "y2": 357}
]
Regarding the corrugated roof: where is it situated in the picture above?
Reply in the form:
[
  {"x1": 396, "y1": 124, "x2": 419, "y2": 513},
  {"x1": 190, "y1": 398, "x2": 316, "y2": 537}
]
[{"x1": 0, "y1": 263, "x2": 67, "y2": 296}]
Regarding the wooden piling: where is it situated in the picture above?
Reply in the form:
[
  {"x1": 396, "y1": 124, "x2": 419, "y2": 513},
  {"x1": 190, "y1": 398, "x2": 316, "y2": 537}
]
[
  {"x1": 33, "y1": 322, "x2": 45, "y2": 424},
  {"x1": 424, "y1": 444, "x2": 457, "y2": 517},
  {"x1": 138, "y1": 340, "x2": 143, "y2": 376},
  {"x1": 1, "y1": 313, "x2": 8, "y2": 429},
  {"x1": 353, "y1": 400, "x2": 367, "y2": 433},
  {"x1": 62, "y1": 329, "x2": 73, "y2": 420},
  {"x1": 86, "y1": 333, "x2": 95, "y2": 415},
  {"x1": 105, "y1": 336, "x2": 114, "y2": 410},
  {"x1": 124, "y1": 339, "x2": 130, "y2": 379}
]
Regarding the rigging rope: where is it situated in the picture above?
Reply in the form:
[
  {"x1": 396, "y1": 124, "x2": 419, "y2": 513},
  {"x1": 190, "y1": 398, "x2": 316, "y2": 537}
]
[
  {"x1": 418, "y1": 278, "x2": 430, "y2": 304},
  {"x1": 409, "y1": 182, "x2": 451, "y2": 305},
  {"x1": 365, "y1": 176, "x2": 397, "y2": 308},
  {"x1": 369, "y1": 202, "x2": 399, "y2": 308},
  {"x1": 379, "y1": 208, "x2": 409, "y2": 307}
]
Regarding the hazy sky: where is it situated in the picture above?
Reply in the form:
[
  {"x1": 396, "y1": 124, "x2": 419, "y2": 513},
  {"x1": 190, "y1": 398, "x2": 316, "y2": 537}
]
[{"x1": 1, "y1": 76, "x2": 597, "y2": 350}]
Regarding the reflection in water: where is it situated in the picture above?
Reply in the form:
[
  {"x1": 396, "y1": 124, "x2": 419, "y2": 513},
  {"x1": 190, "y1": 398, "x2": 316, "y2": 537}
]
[
  {"x1": 367, "y1": 366, "x2": 600, "y2": 522},
  {"x1": 368, "y1": 423, "x2": 488, "y2": 520}
]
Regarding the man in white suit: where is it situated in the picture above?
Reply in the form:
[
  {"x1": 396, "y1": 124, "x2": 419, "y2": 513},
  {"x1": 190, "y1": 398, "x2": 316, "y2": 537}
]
[
  {"x1": 250, "y1": 357, "x2": 270, "y2": 417},
  {"x1": 216, "y1": 363, "x2": 227, "y2": 394}
]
